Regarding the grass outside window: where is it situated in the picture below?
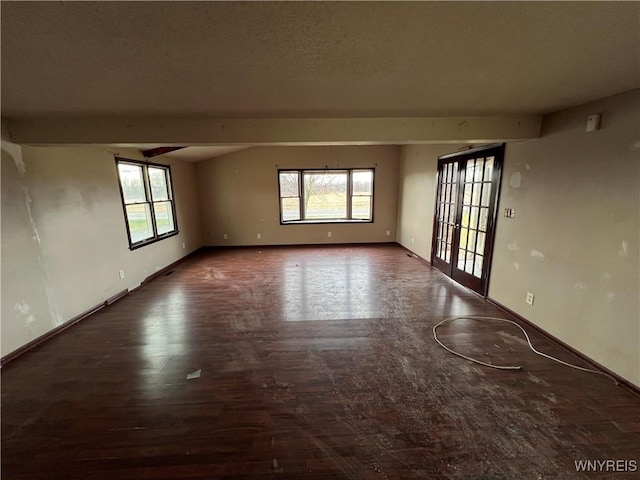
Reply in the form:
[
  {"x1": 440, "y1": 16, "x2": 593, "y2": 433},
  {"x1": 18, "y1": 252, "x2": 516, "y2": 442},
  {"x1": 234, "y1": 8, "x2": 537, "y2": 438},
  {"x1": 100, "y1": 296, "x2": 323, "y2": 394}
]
[
  {"x1": 278, "y1": 168, "x2": 374, "y2": 224},
  {"x1": 116, "y1": 158, "x2": 178, "y2": 249}
]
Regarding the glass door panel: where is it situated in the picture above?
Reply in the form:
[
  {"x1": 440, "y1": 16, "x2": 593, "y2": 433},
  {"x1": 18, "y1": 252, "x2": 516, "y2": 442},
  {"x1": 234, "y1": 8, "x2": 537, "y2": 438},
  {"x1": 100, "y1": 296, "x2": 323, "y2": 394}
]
[
  {"x1": 432, "y1": 160, "x2": 459, "y2": 274},
  {"x1": 431, "y1": 144, "x2": 504, "y2": 296}
]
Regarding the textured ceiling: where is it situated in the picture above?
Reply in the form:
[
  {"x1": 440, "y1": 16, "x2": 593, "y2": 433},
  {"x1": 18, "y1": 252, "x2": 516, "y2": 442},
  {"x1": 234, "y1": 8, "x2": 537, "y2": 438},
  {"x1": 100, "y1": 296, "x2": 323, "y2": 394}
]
[{"x1": 2, "y1": 1, "x2": 638, "y2": 120}]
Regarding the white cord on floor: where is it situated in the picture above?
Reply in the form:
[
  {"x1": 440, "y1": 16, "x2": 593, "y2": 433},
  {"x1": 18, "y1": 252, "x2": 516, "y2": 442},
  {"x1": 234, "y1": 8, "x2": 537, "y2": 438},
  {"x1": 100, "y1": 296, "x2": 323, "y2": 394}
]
[{"x1": 433, "y1": 316, "x2": 618, "y2": 383}]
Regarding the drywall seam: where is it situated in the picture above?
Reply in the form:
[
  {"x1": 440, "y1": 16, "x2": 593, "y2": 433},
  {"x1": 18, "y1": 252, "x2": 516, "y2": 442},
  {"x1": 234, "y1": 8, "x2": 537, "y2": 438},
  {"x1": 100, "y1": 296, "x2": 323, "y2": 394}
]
[
  {"x1": 13, "y1": 154, "x2": 26, "y2": 176},
  {"x1": 22, "y1": 185, "x2": 62, "y2": 327}
]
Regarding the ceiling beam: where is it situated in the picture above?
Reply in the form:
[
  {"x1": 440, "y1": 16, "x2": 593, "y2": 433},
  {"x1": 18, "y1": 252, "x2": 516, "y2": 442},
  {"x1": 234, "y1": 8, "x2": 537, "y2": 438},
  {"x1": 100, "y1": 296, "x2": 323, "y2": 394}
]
[
  {"x1": 141, "y1": 146, "x2": 186, "y2": 158},
  {"x1": 5, "y1": 116, "x2": 541, "y2": 146}
]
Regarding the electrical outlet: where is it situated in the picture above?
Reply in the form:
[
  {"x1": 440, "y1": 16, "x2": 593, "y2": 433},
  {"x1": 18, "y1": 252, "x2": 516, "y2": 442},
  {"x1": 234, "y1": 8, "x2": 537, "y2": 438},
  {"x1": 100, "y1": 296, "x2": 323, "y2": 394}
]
[
  {"x1": 182, "y1": 242, "x2": 185, "y2": 249},
  {"x1": 119, "y1": 270, "x2": 125, "y2": 279},
  {"x1": 327, "y1": 232, "x2": 332, "y2": 238},
  {"x1": 223, "y1": 233, "x2": 228, "y2": 240},
  {"x1": 257, "y1": 233, "x2": 261, "y2": 239},
  {"x1": 386, "y1": 230, "x2": 391, "y2": 236},
  {"x1": 411, "y1": 237, "x2": 415, "y2": 245},
  {"x1": 526, "y1": 292, "x2": 535, "y2": 305}
]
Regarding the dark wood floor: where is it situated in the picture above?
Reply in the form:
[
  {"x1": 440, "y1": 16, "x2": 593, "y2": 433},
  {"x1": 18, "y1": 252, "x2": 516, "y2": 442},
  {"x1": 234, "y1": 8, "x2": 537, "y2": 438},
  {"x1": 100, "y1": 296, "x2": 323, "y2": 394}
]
[{"x1": 2, "y1": 245, "x2": 639, "y2": 479}]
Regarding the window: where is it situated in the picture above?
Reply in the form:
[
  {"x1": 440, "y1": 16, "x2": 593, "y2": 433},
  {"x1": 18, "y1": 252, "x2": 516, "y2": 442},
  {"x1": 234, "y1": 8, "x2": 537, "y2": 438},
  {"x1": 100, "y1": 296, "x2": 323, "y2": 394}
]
[
  {"x1": 116, "y1": 158, "x2": 178, "y2": 249},
  {"x1": 278, "y1": 168, "x2": 374, "y2": 223}
]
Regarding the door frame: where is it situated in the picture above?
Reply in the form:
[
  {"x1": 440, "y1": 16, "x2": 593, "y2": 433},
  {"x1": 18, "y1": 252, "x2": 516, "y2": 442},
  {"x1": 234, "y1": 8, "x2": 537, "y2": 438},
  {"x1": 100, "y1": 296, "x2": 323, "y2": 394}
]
[{"x1": 430, "y1": 143, "x2": 505, "y2": 297}]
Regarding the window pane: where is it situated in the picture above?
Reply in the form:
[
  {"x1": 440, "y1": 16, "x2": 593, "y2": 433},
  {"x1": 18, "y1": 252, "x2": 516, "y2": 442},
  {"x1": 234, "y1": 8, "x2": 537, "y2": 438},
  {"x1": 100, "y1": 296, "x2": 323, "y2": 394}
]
[
  {"x1": 459, "y1": 227, "x2": 468, "y2": 249},
  {"x1": 484, "y1": 157, "x2": 494, "y2": 181},
  {"x1": 126, "y1": 204, "x2": 154, "y2": 243},
  {"x1": 465, "y1": 251, "x2": 474, "y2": 274},
  {"x1": 148, "y1": 167, "x2": 169, "y2": 201},
  {"x1": 476, "y1": 232, "x2": 486, "y2": 255},
  {"x1": 461, "y1": 206, "x2": 470, "y2": 228},
  {"x1": 471, "y1": 183, "x2": 481, "y2": 205},
  {"x1": 474, "y1": 255, "x2": 484, "y2": 278},
  {"x1": 468, "y1": 229, "x2": 477, "y2": 252},
  {"x1": 352, "y1": 196, "x2": 372, "y2": 220},
  {"x1": 479, "y1": 207, "x2": 489, "y2": 231},
  {"x1": 118, "y1": 163, "x2": 146, "y2": 203},
  {"x1": 279, "y1": 172, "x2": 299, "y2": 197},
  {"x1": 303, "y1": 172, "x2": 347, "y2": 220},
  {"x1": 281, "y1": 197, "x2": 301, "y2": 221},
  {"x1": 481, "y1": 183, "x2": 492, "y2": 207},
  {"x1": 474, "y1": 159, "x2": 484, "y2": 182},
  {"x1": 470, "y1": 207, "x2": 479, "y2": 230},
  {"x1": 466, "y1": 160, "x2": 475, "y2": 181},
  {"x1": 154, "y1": 201, "x2": 175, "y2": 235},
  {"x1": 463, "y1": 183, "x2": 472, "y2": 205},
  {"x1": 448, "y1": 203, "x2": 455, "y2": 223},
  {"x1": 352, "y1": 170, "x2": 373, "y2": 195}
]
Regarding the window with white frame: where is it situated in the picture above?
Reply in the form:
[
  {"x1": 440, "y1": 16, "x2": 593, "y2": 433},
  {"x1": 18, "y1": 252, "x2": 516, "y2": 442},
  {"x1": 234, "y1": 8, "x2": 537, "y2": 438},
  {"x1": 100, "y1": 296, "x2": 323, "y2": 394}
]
[
  {"x1": 278, "y1": 168, "x2": 374, "y2": 223},
  {"x1": 116, "y1": 158, "x2": 178, "y2": 249}
]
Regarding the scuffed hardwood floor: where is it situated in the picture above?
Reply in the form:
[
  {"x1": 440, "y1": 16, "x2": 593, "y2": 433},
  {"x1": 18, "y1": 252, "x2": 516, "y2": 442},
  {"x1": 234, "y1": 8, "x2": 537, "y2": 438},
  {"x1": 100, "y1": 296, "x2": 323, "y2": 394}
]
[{"x1": 2, "y1": 245, "x2": 639, "y2": 479}]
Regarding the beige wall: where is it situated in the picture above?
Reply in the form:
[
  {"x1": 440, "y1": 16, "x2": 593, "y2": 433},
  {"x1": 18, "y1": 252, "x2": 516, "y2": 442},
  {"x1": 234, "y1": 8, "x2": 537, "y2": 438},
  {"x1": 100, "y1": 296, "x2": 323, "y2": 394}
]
[
  {"x1": 395, "y1": 90, "x2": 639, "y2": 387},
  {"x1": 196, "y1": 145, "x2": 399, "y2": 246},
  {"x1": 1, "y1": 143, "x2": 202, "y2": 357},
  {"x1": 396, "y1": 144, "x2": 466, "y2": 260},
  {"x1": 490, "y1": 90, "x2": 640, "y2": 386}
]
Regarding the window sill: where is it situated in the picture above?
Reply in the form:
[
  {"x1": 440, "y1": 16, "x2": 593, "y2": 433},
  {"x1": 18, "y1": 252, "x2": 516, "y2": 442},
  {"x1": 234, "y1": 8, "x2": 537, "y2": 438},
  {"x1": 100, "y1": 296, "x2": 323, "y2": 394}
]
[
  {"x1": 129, "y1": 230, "x2": 179, "y2": 250},
  {"x1": 281, "y1": 219, "x2": 373, "y2": 225}
]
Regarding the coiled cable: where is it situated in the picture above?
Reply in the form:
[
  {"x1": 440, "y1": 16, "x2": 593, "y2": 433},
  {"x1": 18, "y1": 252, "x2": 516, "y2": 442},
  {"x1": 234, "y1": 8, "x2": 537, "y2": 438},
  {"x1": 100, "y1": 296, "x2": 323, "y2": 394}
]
[{"x1": 433, "y1": 316, "x2": 618, "y2": 383}]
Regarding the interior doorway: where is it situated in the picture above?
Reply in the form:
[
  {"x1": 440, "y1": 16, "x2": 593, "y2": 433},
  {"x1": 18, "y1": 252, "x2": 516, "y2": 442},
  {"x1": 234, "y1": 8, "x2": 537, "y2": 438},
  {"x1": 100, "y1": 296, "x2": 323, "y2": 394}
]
[{"x1": 431, "y1": 143, "x2": 504, "y2": 296}]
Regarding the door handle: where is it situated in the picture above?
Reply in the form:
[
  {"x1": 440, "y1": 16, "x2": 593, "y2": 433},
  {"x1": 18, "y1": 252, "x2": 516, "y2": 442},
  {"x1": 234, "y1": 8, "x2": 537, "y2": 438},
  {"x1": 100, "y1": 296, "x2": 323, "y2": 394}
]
[{"x1": 455, "y1": 224, "x2": 460, "y2": 229}]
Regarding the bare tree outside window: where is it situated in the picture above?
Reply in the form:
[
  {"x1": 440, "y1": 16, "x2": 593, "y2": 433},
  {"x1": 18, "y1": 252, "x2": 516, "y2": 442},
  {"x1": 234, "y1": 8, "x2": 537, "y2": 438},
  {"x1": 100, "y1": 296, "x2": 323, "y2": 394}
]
[
  {"x1": 279, "y1": 172, "x2": 301, "y2": 221},
  {"x1": 303, "y1": 172, "x2": 347, "y2": 219},
  {"x1": 278, "y1": 169, "x2": 373, "y2": 223}
]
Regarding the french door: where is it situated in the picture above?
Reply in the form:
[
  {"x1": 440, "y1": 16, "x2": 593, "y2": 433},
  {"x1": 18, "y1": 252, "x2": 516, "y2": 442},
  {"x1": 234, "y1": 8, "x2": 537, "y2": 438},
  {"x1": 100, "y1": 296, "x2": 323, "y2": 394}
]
[{"x1": 431, "y1": 144, "x2": 504, "y2": 296}]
